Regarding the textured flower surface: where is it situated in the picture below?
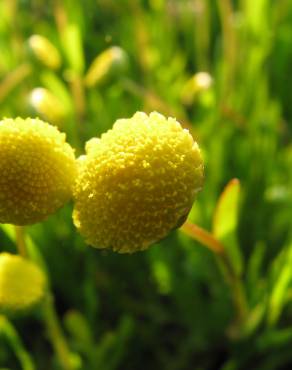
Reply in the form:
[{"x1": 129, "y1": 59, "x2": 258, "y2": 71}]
[
  {"x1": 0, "y1": 117, "x2": 77, "y2": 225},
  {"x1": 0, "y1": 253, "x2": 46, "y2": 314},
  {"x1": 73, "y1": 111, "x2": 204, "y2": 253}
]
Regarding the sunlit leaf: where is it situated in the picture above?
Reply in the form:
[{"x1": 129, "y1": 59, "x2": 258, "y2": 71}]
[
  {"x1": 213, "y1": 178, "x2": 243, "y2": 276},
  {"x1": 61, "y1": 23, "x2": 84, "y2": 74},
  {"x1": 268, "y1": 241, "x2": 292, "y2": 326}
]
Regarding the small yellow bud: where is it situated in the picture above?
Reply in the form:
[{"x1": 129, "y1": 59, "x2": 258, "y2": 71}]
[
  {"x1": 181, "y1": 72, "x2": 213, "y2": 105},
  {"x1": 28, "y1": 35, "x2": 61, "y2": 70},
  {"x1": 73, "y1": 111, "x2": 204, "y2": 253},
  {"x1": 29, "y1": 88, "x2": 67, "y2": 125},
  {"x1": 84, "y1": 46, "x2": 128, "y2": 88},
  {"x1": 0, "y1": 253, "x2": 46, "y2": 314},
  {"x1": 0, "y1": 117, "x2": 77, "y2": 225}
]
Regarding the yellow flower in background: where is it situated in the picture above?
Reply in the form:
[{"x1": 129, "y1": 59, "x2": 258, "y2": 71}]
[
  {"x1": 73, "y1": 111, "x2": 204, "y2": 253},
  {"x1": 181, "y1": 72, "x2": 213, "y2": 106},
  {"x1": 0, "y1": 253, "x2": 46, "y2": 314},
  {"x1": 29, "y1": 88, "x2": 67, "y2": 125},
  {"x1": 0, "y1": 117, "x2": 77, "y2": 225},
  {"x1": 84, "y1": 46, "x2": 128, "y2": 88},
  {"x1": 28, "y1": 35, "x2": 61, "y2": 70}
]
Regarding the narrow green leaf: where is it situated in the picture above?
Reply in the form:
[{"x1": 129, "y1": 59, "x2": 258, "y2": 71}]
[
  {"x1": 246, "y1": 241, "x2": 266, "y2": 301},
  {"x1": 61, "y1": 23, "x2": 84, "y2": 74},
  {"x1": 268, "y1": 241, "x2": 292, "y2": 326},
  {"x1": 40, "y1": 71, "x2": 73, "y2": 114},
  {"x1": 63, "y1": 310, "x2": 93, "y2": 349},
  {"x1": 92, "y1": 316, "x2": 134, "y2": 370},
  {"x1": 213, "y1": 179, "x2": 243, "y2": 276},
  {"x1": 0, "y1": 315, "x2": 36, "y2": 370},
  {"x1": 257, "y1": 327, "x2": 292, "y2": 352}
]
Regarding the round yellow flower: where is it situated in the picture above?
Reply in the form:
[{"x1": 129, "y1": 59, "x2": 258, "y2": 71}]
[
  {"x1": 0, "y1": 117, "x2": 77, "y2": 225},
  {"x1": 0, "y1": 253, "x2": 46, "y2": 314},
  {"x1": 73, "y1": 111, "x2": 204, "y2": 253}
]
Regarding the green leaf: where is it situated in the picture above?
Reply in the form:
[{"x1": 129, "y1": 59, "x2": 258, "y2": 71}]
[
  {"x1": 213, "y1": 179, "x2": 243, "y2": 276},
  {"x1": 268, "y1": 241, "x2": 292, "y2": 326},
  {"x1": 90, "y1": 316, "x2": 134, "y2": 370},
  {"x1": 246, "y1": 241, "x2": 266, "y2": 302},
  {"x1": 0, "y1": 315, "x2": 36, "y2": 370},
  {"x1": 257, "y1": 327, "x2": 292, "y2": 352},
  {"x1": 61, "y1": 23, "x2": 84, "y2": 74},
  {"x1": 40, "y1": 71, "x2": 73, "y2": 114},
  {"x1": 64, "y1": 310, "x2": 93, "y2": 350}
]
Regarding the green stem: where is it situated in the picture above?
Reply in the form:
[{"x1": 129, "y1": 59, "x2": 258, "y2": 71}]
[
  {"x1": 180, "y1": 220, "x2": 248, "y2": 330},
  {"x1": 217, "y1": 0, "x2": 237, "y2": 98},
  {"x1": 0, "y1": 63, "x2": 32, "y2": 102},
  {"x1": 14, "y1": 226, "x2": 28, "y2": 258},
  {"x1": 0, "y1": 315, "x2": 35, "y2": 370},
  {"x1": 42, "y1": 293, "x2": 74, "y2": 370},
  {"x1": 13, "y1": 226, "x2": 74, "y2": 370},
  {"x1": 69, "y1": 73, "x2": 86, "y2": 126}
]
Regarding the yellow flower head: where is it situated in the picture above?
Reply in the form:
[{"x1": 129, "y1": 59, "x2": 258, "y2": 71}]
[
  {"x1": 0, "y1": 253, "x2": 46, "y2": 314},
  {"x1": 0, "y1": 117, "x2": 77, "y2": 225},
  {"x1": 73, "y1": 112, "x2": 204, "y2": 253}
]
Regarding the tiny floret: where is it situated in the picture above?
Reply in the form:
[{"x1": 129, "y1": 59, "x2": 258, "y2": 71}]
[
  {"x1": 73, "y1": 111, "x2": 204, "y2": 253},
  {"x1": 0, "y1": 253, "x2": 46, "y2": 314},
  {"x1": 0, "y1": 117, "x2": 77, "y2": 225}
]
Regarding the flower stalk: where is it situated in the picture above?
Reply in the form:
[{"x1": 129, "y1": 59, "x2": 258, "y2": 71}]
[
  {"x1": 0, "y1": 314, "x2": 36, "y2": 370},
  {"x1": 13, "y1": 226, "x2": 74, "y2": 370},
  {"x1": 180, "y1": 220, "x2": 248, "y2": 330}
]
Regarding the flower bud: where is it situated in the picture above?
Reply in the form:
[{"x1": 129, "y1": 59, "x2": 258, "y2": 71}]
[
  {"x1": 28, "y1": 35, "x2": 61, "y2": 70},
  {"x1": 84, "y1": 46, "x2": 128, "y2": 88},
  {"x1": 0, "y1": 253, "x2": 46, "y2": 315},
  {"x1": 73, "y1": 111, "x2": 204, "y2": 253},
  {"x1": 181, "y1": 72, "x2": 213, "y2": 106},
  {"x1": 29, "y1": 88, "x2": 67, "y2": 125},
  {"x1": 0, "y1": 117, "x2": 77, "y2": 225}
]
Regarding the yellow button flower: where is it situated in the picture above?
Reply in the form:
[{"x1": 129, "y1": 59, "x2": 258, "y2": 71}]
[
  {"x1": 0, "y1": 253, "x2": 46, "y2": 314},
  {"x1": 0, "y1": 117, "x2": 77, "y2": 225},
  {"x1": 73, "y1": 112, "x2": 204, "y2": 253}
]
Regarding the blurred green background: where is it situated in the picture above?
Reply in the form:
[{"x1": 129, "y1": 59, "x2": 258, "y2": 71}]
[{"x1": 0, "y1": 0, "x2": 292, "y2": 369}]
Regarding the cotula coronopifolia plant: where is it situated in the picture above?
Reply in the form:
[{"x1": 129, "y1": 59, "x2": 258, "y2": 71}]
[{"x1": 0, "y1": 112, "x2": 204, "y2": 368}]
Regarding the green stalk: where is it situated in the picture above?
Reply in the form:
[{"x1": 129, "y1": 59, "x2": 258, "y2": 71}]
[
  {"x1": 217, "y1": 0, "x2": 237, "y2": 99},
  {"x1": 42, "y1": 293, "x2": 74, "y2": 370},
  {"x1": 180, "y1": 220, "x2": 248, "y2": 330},
  {"x1": 14, "y1": 226, "x2": 28, "y2": 258},
  {"x1": 13, "y1": 226, "x2": 74, "y2": 370},
  {"x1": 0, "y1": 63, "x2": 32, "y2": 102},
  {"x1": 0, "y1": 315, "x2": 35, "y2": 370}
]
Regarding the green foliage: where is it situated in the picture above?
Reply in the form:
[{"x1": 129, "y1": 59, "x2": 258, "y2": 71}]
[
  {"x1": 0, "y1": 0, "x2": 292, "y2": 369},
  {"x1": 213, "y1": 179, "x2": 243, "y2": 276}
]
